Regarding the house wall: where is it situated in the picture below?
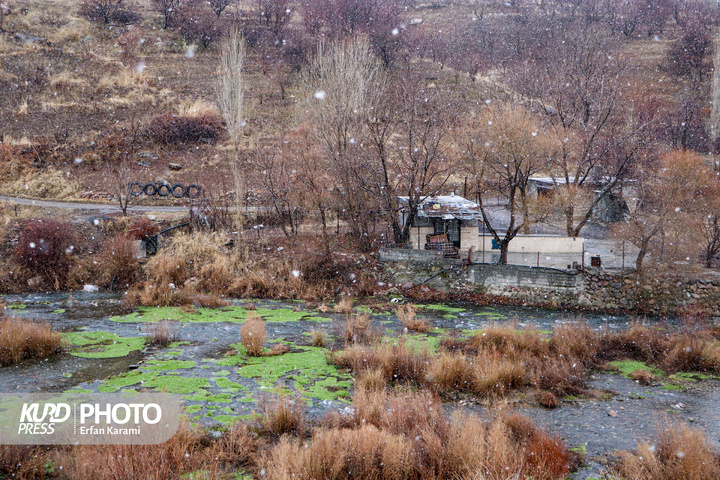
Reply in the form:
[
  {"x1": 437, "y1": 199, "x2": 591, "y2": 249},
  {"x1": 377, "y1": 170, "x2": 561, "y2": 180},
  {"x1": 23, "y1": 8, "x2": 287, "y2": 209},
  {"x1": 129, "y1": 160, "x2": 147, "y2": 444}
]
[{"x1": 462, "y1": 234, "x2": 584, "y2": 254}]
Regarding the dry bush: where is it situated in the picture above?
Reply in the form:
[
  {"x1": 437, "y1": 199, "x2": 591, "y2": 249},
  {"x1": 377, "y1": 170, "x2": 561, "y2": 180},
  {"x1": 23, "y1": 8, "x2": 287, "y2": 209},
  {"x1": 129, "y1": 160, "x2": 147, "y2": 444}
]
[
  {"x1": 0, "y1": 445, "x2": 46, "y2": 479},
  {"x1": 356, "y1": 368, "x2": 386, "y2": 393},
  {"x1": 240, "y1": 311, "x2": 267, "y2": 356},
  {"x1": 396, "y1": 304, "x2": 429, "y2": 333},
  {"x1": 145, "y1": 251, "x2": 188, "y2": 288},
  {"x1": 4, "y1": 167, "x2": 81, "y2": 199},
  {"x1": 258, "y1": 396, "x2": 306, "y2": 438},
  {"x1": 147, "y1": 320, "x2": 180, "y2": 347},
  {"x1": 13, "y1": 218, "x2": 77, "y2": 288},
  {"x1": 333, "y1": 340, "x2": 430, "y2": 386},
  {"x1": 262, "y1": 389, "x2": 570, "y2": 480},
  {"x1": 630, "y1": 369, "x2": 656, "y2": 385},
  {"x1": 192, "y1": 292, "x2": 229, "y2": 308},
  {"x1": 310, "y1": 329, "x2": 326, "y2": 347},
  {"x1": 343, "y1": 312, "x2": 379, "y2": 345},
  {"x1": 101, "y1": 235, "x2": 141, "y2": 288},
  {"x1": 146, "y1": 112, "x2": 224, "y2": 145},
  {"x1": 135, "y1": 283, "x2": 193, "y2": 307},
  {"x1": 211, "y1": 421, "x2": 257, "y2": 469},
  {"x1": 539, "y1": 391, "x2": 559, "y2": 408},
  {"x1": 333, "y1": 296, "x2": 353, "y2": 313},
  {"x1": 614, "y1": 422, "x2": 720, "y2": 480},
  {"x1": 0, "y1": 317, "x2": 61, "y2": 366},
  {"x1": 126, "y1": 217, "x2": 159, "y2": 240},
  {"x1": 54, "y1": 423, "x2": 214, "y2": 480}
]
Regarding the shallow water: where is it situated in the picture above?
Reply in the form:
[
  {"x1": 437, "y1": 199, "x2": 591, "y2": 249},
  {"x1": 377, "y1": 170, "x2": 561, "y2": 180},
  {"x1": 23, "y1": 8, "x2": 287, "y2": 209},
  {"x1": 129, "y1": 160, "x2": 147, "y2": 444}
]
[{"x1": 3, "y1": 291, "x2": 713, "y2": 478}]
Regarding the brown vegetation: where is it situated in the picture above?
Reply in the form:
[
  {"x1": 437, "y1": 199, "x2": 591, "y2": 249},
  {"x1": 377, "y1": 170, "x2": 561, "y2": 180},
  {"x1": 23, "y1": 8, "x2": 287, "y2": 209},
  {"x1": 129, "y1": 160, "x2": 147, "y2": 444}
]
[
  {"x1": 147, "y1": 320, "x2": 180, "y2": 348},
  {"x1": 240, "y1": 311, "x2": 267, "y2": 356},
  {"x1": 343, "y1": 312, "x2": 379, "y2": 345},
  {"x1": 396, "y1": 304, "x2": 429, "y2": 333},
  {"x1": 333, "y1": 321, "x2": 720, "y2": 403},
  {"x1": 614, "y1": 422, "x2": 720, "y2": 480},
  {"x1": 0, "y1": 317, "x2": 61, "y2": 366}
]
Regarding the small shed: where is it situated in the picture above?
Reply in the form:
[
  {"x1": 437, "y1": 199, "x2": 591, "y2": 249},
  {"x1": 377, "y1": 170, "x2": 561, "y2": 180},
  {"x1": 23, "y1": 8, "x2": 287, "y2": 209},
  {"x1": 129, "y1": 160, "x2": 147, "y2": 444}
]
[{"x1": 399, "y1": 195, "x2": 482, "y2": 252}]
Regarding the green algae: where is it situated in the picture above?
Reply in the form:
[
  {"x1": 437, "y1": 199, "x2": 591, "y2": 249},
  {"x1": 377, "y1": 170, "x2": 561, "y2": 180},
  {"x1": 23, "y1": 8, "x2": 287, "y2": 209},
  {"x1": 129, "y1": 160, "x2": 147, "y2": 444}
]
[
  {"x1": 236, "y1": 347, "x2": 351, "y2": 401},
  {"x1": 609, "y1": 360, "x2": 664, "y2": 378},
  {"x1": 214, "y1": 377, "x2": 245, "y2": 392},
  {"x1": 109, "y1": 306, "x2": 323, "y2": 324},
  {"x1": 103, "y1": 370, "x2": 155, "y2": 389},
  {"x1": 419, "y1": 304, "x2": 466, "y2": 314},
  {"x1": 6, "y1": 303, "x2": 26, "y2": 310},
  {"x1": 143, "y1": 375, "x2": 210, "y2": 394},
  {"x1": 211, "y1": 370, "x2": 231, "y2": 377},
  {"x1": 63, "y1": 331, "x2": 145, "y2": 359},
  {"x1": 51, "y1": 309, "x2": 66, "y2": 314},
  {"x1": 184, "y1": 405, "x2": 202, "y2": 414}
]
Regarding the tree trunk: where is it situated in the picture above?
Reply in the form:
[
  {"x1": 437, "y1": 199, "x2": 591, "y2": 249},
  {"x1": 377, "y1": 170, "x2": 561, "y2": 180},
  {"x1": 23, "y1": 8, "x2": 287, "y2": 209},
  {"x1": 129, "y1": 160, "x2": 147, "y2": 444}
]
[{"x1": 498, "y1": 241, "x2": 509, "y2": 265}]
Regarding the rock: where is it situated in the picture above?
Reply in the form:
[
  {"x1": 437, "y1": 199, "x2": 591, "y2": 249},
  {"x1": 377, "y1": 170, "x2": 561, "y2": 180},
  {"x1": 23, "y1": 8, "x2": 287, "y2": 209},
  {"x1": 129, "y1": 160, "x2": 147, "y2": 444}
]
[
  {"x1": 410, "y1": 18, "x2": 423, "y2": 25},
  {"x1": 27, "y1": 276, "x2": 43, "y2": 288},
  {"x1": 608, "y1": 410, "x2": 618, "y2": 418},
  {"x1": 83, "y1": 284, "x2": 100, "y2": 293},
  {"x1": 14, "y1": 32, "x2": 45, "y2": 44},
  {"x1": 168, "y1": 163, "x2": 183, "y2": 171},
  {"x1": 137, "y1": 158, "x2": 152, "y2": 167},
  {"x1": 138, "y1": 151, "x2": 159, "y2": 160},
  {"x1": 128, "y1": 364, "x2": 140, "y2": 370}
]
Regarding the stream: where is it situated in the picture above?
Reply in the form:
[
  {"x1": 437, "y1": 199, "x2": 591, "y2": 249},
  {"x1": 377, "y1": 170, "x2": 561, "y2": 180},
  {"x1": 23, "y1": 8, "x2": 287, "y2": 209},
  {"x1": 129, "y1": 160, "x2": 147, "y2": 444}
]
[{"x1": 1, "y1": 292, "x2": 718, "y2": 477}]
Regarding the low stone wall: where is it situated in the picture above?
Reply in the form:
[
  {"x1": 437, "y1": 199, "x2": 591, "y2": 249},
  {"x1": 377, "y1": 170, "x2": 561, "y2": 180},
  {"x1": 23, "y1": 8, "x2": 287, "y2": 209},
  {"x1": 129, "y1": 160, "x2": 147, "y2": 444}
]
[
  {"x1": 380, "y1": 248, "x2": 584, "y2": 295},
  {"x1": 380, "y1": 248, "x2": 720, "y2": 316}
]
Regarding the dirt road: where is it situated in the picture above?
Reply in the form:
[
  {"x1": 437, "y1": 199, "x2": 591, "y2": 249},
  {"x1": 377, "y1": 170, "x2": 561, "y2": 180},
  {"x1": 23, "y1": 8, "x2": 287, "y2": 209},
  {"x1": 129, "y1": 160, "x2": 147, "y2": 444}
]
[{"x1": 0, "y1": 195, "x2": 191, "y2": 213}]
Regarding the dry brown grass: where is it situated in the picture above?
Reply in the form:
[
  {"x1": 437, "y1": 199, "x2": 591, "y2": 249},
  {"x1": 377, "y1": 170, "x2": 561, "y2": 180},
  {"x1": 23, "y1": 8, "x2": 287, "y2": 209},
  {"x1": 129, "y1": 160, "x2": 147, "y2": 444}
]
[
  {"x1": 0, "y1": 317, "x2": 61, "y2": 366},
  {"x1": 54, "y1": 423, "x2": 216, "y2": 480},
  {"x1": 343, "y1": 312, "x2": 379, "y2": 345},
  {"x1": 147, "y1": 320, "x2": 181, "y2": 348},
  {"x1": 263, "y1": 388, "x2": 570, "y2": 480},
  {"x1": 257, "y1": 395, "x2": 306, "y2": 438},
  {"x1": 614, "y1": 422, "x2": 720, "y2": 480},
  {"x1": 101, "y1": 235, "x2": 141, "y2": 289},
  {"x1": 240, "y1": 311, "x2": 267, "y2": 356},
  {"x1": 333, "y1": 296, "x2": 354, "y2": 314},
  {"x1": 310, "y1": 329, "x2": 326, "y2": 347},
  {"x1": 396, "y1": 304, "x2": 430, "y2": 333},
  {"x1": 630, "y1": 369, "x2": 656, "y2": 385}
]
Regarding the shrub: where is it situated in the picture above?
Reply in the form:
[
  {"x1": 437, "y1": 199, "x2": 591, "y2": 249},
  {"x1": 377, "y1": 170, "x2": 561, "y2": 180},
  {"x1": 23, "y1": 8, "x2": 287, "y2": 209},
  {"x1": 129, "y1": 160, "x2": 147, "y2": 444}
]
[
  {"x1": 147, "y1": 320, "x2": 180, "y2": 347},
  {"x1": 240, "y1": 311, "x2": 267, "y2": 356},
  {"x1": 397, "y1": 304, "x2": 429, "y2": 333},
  {"x1": 14, "y1": 219, "x2": 76, "y2": 289},
  {"x1": 343, "y1": 312, "x2": 378, "y2": 345},
  {"x1": 310, "y1": 329, "x2": 326, "y2": 347},
  {"x1": 333, "y1": 296, "x2": 353, "y2": 314},
  {"x1": 614, "y1": 422, "x2": 720, "y2": 480},
  {"x1": 258, "y1": 396, "x2": 306, "y2": 438},
  {"x1": 630, "y1": 369, "x2": 656, "y2": 385},
  {"x1": 145, "y1": 112, "x2": 224, "y2": 145},
  {"x1": 54, "y1": 423, "x2": 212, "y2": 480},
  {"x1": 0, "y1": 318, "x2": 62, "y2": 366},
  {"x1": 539, "y1": 391, "x2": 559, "y2": 409},
  {"x1": 126, "y1": 217, "x2": 159, "y2": 240},
  {"x1": 101, "y1": 235, "x2": 141, "y2": 288}
]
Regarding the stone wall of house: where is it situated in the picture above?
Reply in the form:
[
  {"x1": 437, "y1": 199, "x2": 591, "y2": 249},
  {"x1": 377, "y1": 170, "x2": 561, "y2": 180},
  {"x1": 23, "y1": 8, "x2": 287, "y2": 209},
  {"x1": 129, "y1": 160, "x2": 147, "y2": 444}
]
[{"x1": 380, "y1": 248, "x2": 720, "y2": 317}]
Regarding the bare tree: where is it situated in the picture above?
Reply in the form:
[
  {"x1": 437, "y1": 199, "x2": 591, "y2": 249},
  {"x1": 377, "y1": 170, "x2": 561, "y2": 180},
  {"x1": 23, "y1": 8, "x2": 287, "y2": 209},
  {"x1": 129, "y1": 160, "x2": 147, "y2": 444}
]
[
  {"x1": 216, "y1": 28, "x2": 247, "y2": 237},
  {"x1": 464, "y1": 105, "x2": 553, "y2": 265},
  {"x1": 209, "y1": 0, "x2": 234, "y2": 16},
  {"x1": 615, "y1": 150, "x2": 714, "y2": 274},
  {"x1": 80, "y1": 0, "x2": 124, "y2": 23},
  {"x1": 304, "y1": 35, "x2": 384, "y2": 250},
  {"x1": 511, "y1": 26, "x2": 645, "y2": 237},
  {"x1": 151, "y1": 0, "x2": 181, "y2": 28},
  {"x1": 363, "y1": 69, "x2": 458, "y2": 244}
]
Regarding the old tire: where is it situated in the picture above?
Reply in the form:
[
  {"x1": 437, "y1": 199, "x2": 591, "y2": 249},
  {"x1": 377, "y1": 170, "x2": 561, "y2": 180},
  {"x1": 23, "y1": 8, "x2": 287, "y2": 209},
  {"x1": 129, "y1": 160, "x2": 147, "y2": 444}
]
[
  {"x1": 186, "y1": 184, "x2": 201, "y2": 199},
  {"x1": 129, "y1": 182, "x2": 144, "y2": 196},
  {"x1": 171, "y1": 183, "x2": 185, "y2": 198},
  {"x1": 157, "y1": 184, "x2": 171, "y2": 196},
  {"x1": 143, "y1": 183, "x2": 157, "y2": 196}
]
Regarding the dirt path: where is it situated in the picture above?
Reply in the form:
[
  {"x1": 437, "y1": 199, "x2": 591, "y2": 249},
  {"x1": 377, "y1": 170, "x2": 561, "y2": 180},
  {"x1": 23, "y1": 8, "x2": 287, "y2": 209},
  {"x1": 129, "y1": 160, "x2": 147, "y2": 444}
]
[{"x1": 0, "y1": 195, "x2": 191, "y2": 213}]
